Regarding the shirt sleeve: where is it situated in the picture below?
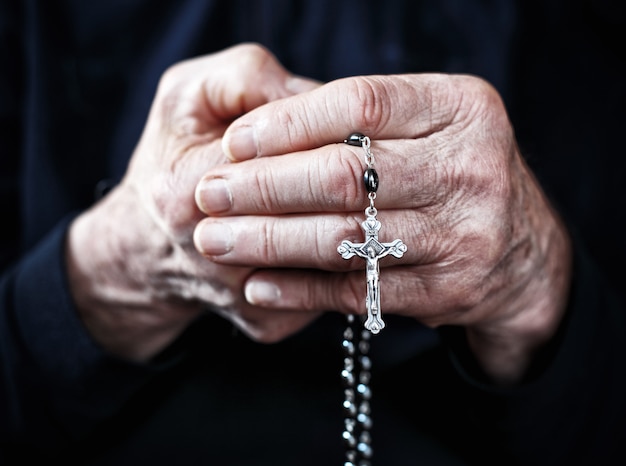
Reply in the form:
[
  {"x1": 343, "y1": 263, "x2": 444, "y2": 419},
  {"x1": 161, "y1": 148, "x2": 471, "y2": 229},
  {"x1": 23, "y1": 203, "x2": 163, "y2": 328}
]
[
  {"x1": 441, "y1": 237, "x2": 626, "y2": 465},
  {"x1": 0, "y1": 216, "x2": 179, "y2": 461}
]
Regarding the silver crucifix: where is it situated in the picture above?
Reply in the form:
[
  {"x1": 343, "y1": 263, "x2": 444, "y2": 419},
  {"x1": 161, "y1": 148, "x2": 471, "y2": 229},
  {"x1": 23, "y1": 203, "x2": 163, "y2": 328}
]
[{"x1": 337, "y1": 209, "x2": 407, "y2": 334}]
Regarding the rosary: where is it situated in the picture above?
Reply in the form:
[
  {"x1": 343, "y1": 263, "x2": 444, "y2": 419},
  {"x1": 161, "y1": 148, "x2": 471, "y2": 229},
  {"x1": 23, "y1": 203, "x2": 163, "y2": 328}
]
[{"x1": 338, "y1": 133, "x2": 407, "y2": 465}]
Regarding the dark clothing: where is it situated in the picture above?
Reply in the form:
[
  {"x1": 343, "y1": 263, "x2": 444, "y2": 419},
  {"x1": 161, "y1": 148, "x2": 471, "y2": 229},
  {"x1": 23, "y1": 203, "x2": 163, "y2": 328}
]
[{"x1": 1, "y1": 0, "x2": 625, "y2": 464}]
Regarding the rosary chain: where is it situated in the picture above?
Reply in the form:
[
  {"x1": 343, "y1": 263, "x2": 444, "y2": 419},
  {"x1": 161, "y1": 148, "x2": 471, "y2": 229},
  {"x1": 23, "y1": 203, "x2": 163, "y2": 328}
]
[
  {"x1": 339, "y1": 131, "x2": 401, "y2": 464},
  {"x1": 342, "y1": 132, "x2": 375, "y2": 465},
  {"x1": 342, "y1": 314, "x2": 373, "y2": 466}
]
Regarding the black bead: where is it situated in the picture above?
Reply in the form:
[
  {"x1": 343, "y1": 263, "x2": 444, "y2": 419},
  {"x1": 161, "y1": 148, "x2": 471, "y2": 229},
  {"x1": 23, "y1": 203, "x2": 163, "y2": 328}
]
[
  {"x1": 344, "y1": 132, "x2": 366, "y2": 146},
  {"x1": 363, "y1": 168, "x2": 379, "y2": 193}
]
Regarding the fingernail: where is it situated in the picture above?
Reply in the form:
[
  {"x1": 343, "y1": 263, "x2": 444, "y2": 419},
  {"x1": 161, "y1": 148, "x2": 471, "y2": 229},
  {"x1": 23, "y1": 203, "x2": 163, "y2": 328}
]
[
  {"x1": 195, "y1": 222, "x2": 233, "y2": 256},
  {"x1": 222, "y1": 125, "x2": 257, "y2": 161},
  {"x1": 245, "y1": 280, "x2": 281, "y2": 306},
  {"x1": 195, "y1": 178, "x2": 232, "y2": 214}
]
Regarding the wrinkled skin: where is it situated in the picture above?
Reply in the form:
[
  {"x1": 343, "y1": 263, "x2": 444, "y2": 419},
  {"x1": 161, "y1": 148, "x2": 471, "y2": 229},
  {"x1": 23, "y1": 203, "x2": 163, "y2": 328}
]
[
  {"x1": 193, "y1": 55, "x2": 572, "y2": 384},
  {"x1": 66, "y1": 44, "x2": 320, "y2": 361},
  {"x1": 67, "y1": 44, "x2": 571, "y2": 385}
]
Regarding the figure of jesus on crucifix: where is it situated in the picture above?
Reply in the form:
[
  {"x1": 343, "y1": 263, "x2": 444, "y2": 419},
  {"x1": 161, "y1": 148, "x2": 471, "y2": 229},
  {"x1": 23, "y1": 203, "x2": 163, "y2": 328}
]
[{"x1": 337, "y1": 213, "x2": 407, "y2": 334}]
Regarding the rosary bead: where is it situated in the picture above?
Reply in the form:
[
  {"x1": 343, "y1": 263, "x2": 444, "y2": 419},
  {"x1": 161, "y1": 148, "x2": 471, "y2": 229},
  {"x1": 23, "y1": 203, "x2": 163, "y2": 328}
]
[
  {"x1": 358, "y1": 340, "x2": 370, "y2": 354},
  {"x1": 359, "y1": 431, "x2": 372, "y2": 445},
  {"x1": 359, "y1": 355, "x2": 371, "y2": 370},
  {"x1": 356, "y1": 384, "x2": 372, "y2": 400},
  {"x1": 344, "y1": 357, "x2": 355, "y2": 372},
  {"x1": 343, "y1": 400, "x2": 357, "y2": 416},
  {"x1": 357, "y1": 413, "x2": 373, "y2": 430},
  {"x1": 343, "y1": 430, "x2": 357, "y2": 448},
  {"x1": 342, "y1": 340, "x2": 355, "y2": 355},
  {"x1": 363, "y1": 168, "x2": 379, "y2": 193},
  {"x1": 341, "y1": 369, "x2": 355, "y2": 386},
  {"x1": 358, "y1": 400, "x2": 371, "y2": 415},
  {"x1": 345, "y1": 418, "x2": 356, "y2": 432},
  {"x1": 344, "y1": 132, "x2": 366, "y2": 146},
  {"x1": 357, "y1": 442, "x2": 373, "y2": 459}
]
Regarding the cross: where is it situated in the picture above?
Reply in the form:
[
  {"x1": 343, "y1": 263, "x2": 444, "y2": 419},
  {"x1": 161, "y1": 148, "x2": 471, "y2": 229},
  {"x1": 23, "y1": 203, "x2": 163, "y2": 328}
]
[{"x1": 337, "y1": 214, "x2": 407, "y2": 334}]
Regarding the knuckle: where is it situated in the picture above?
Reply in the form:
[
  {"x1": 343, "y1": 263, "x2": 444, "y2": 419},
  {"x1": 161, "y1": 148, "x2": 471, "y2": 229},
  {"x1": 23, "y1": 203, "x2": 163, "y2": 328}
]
[
  {"x1": 157, "y1": 59, "x2": 200, "y2": 100},
  {"x1": 260, "y1": 218, "x2": 282, "y2": 263},
  {"x1": 254, "y1": 166, "x2": 282, "y2": 212},
  {"x1": 298, "y1": 281, "x2": 320, "y2": 312},
  {"x1": 230, "y1": 43, "x2": 283, "y2": 98},
  {"x1": 158, "y1": 62, "x2": 186, "y2": 91},
  {"x1": 340, "y1": 76, "x2": 392, "y2": 134},
  {"x1": 281, "y1": 108, "x2": 311, "y2": 150},
  {"x1": 456, "y1": 75, "x2": 511, "y2": 135},
  {"x1": 318, "y1": 147, "x2": 364, "y2": 211},
  {"x1": 230, "y1": 42, "x2": 274, "y2": 67}
]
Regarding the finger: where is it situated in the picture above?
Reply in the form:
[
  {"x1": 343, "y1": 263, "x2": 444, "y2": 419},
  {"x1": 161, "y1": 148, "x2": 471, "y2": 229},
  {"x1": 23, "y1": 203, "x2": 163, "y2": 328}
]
[
  {"x1": 243, "y1": 265, "x2": 482, "y2": 329},
  {"x1": 130, "y1": 44, "x2": 320, "y2": 234},
  {"x1": 221, "y1": 73, "x2": 490, "y2": 161},
  {"x1": 244, "y1": 269, "x2": 363, "y2": 313},
  {"x1": 242, "y1": 268, "x2": 445, "y2": 323},
  {"x1": 196, "y1": 139, "x2": 448, "y2": 216},
  {"x1": 192, "y1": 209, "x2": 455, "y2": 270},
  {"x1": 152, "y1": 43, "x2": 321, "y2": 133}
]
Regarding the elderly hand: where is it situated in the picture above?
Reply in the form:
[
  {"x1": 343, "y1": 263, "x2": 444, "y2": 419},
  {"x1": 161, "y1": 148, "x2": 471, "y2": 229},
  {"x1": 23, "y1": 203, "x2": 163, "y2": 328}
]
[
  {"x1": 194, "y1": 70, "x2": 572, "y2": 384},
  {"x1": 65, "y1": 44, "x2": 319, "y2": 361}
]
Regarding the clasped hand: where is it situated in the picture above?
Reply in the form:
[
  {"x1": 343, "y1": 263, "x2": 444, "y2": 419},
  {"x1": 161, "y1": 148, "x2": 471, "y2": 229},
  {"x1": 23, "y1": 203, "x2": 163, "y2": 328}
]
[{"x1": 67, "y1": 44, "x2": 571, "y2": 384}]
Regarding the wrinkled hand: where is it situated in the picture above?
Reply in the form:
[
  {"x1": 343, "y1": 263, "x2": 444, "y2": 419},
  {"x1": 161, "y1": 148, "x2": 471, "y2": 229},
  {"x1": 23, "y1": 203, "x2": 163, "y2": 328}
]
[
  {"x1": 66, "y1": 44, "x2": 320, "y2": 361},
  {"x1": 193, "y1": 73, "x2": 572, "y2": 384}
]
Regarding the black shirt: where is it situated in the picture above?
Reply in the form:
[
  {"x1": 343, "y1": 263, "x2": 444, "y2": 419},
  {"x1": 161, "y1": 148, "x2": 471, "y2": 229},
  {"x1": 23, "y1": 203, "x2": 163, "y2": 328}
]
[{"x1": 1, "y1": 0, "x2": 625, "y2": 464}]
